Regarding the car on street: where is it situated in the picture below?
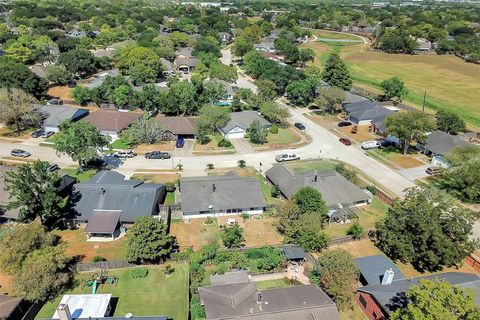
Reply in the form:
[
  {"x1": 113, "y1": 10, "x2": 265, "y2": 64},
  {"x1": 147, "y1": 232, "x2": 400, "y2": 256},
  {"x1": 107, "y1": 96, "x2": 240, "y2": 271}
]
[
  {"x1": 294, "y1": 123, "x2": 306, "y2": 130},
  {"x1": 10, "y1": 149, "x2": 31, "y2": 157},
  {"x1": 47, "y1": 163, "x2": 60, "y2": 172},
  {"x1": 114, "y1": 150, "x2": 136, "y2": 158},
  {"x1": 176, "y1": 137, "x2": 184, "y2": 148},
  {"x1": 145, "y1": 151, "x2": 171, "y2": 159},
  {"x1": 361, "y1": 140, "x2": 380, "y2": 150},
  {"x1": 426, "y1": 166, "x2": 441, "y2": 175},
  {"x1": 41, "y1": 131, "x2": 54, "y2": 138},
  {"x1": 83, "y1": 158, "x2": 111, "y2": 170},
  {"x1": 31, "y1": 129, "x2": 44, "y2": 138},
  {"x1": 338, "y1": 121, "x2": 352, "y2": 127},
  {"x1": 339, "y1": 138, "x2": 352, "y2": 146},
  {"x1": 275, "y1": 153, "x2": 300, "y2": 162}
]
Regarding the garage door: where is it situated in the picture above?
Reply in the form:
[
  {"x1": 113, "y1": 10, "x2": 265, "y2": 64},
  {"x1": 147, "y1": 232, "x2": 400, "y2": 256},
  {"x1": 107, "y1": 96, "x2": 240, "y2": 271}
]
[{"x1": 226, "y1": 131, "x2": 245, "y2": 139}]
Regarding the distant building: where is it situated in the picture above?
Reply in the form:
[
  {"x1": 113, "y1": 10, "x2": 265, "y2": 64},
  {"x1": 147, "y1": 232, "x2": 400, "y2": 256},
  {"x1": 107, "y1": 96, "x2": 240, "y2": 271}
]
[
  {"x1": 175, "y1": 57, "x2": 199, "y2": 74},
  {"x1": 218, "y1": 32, "x2": 232, "y2": 44}
]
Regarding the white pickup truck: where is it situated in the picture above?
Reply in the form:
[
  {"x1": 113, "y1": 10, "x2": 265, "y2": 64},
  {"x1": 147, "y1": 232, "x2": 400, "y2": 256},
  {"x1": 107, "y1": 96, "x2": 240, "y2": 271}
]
[{"x1": 361, "y1": 141, "x2": 381, "y2": 150}]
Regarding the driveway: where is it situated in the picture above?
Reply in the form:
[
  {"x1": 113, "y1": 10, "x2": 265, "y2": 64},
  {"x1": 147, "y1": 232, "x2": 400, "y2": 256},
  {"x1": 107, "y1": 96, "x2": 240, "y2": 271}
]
[
  {"x1": 173, "y1": 139, "x2": 194, "y2": 157},
  {"x1": 230, "y1": 138, "x2": 255, "y2": 154},
  {"x1": 397, "y1": 165, "x2": 431, "y2": 182},
  {"x1": 220, "y1": 48, "x2": 232, "y2": 66}
]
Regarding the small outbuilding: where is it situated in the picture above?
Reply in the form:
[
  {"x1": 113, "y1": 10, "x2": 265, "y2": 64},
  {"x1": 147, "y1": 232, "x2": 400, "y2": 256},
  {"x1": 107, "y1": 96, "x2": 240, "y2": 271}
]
[{"x1": 283, "y1": 246, "x2": 306, "y2": 262}]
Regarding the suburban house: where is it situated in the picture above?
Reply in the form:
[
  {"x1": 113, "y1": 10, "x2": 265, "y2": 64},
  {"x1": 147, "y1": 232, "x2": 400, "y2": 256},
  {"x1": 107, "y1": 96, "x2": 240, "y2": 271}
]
[
  {"x1": 220, "y1": 111, "x2": 271, "y2": 139},
  {"x1": 66, "y1": 29, "x2": 87, "y2": 38},
  {"x1": 254, "y1": 30, "x2": 280, "y2": 53},
  {"x1": 417, "y1": 130, "x2": 471, "y2": 168},
  {"x1": 85, "y1": 69, "x2": 120, "y2": 89},
  {"x1": 156, "y1": 116, "x2": 198, "y2": 140},
  {"x1": 265, "y1": 164, "x2": 371, "y2": 223},
  {"x1": 343, "y1": 101, "x2": 394, "y2": 125},
  {"x1": 70, "y1": 171, "x2": 166, "y2": 239},
  {"x1": 218, "y1": 32, "x2": 232, "y2": 43},
  {"x1": 160, "y1": 58, "x2": 175, "y2": 76},
  {"x1": 355, "y1": 255, "x2": 404, "y2": 286},
  {"x1": 175, "y1": 57, "x2": 199, "y2": 73},
  {"x1": 81, "y1": 110, "x2": 142, "y2": 140},
  {"x1": 0, "y1": 295, "x2": 32, "y2": 320},
  {"x1": 356, "y1": 272, "x2": 480, "y2": 320},
  {"x1": 36, "y1": 105, "x2": 89, "y2": 132},
  {"x1": 206, "y1": 79, "x2": 237, "y2": 103},
  {"x1": 49, "y1": 294, "x2": 169, "y2": 320},
  {"x1": 199, "y1": 271, "x2": 340, "y2": 320},
  {"x1": 179, "y1": 173, "x2": 266, "y2": 218},
  {"x1": 175, "y1": 47, "x2": 194, "y2": 59}
]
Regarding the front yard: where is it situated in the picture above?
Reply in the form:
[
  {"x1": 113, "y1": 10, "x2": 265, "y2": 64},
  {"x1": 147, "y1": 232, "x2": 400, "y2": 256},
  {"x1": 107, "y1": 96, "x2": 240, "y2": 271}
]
[
  {"x1": 193, "y1": 134, "x2": 235, "y2": 155},
  {"x1": 284, "y1": 159, "x2": 337, "y2": 172},
  {"x1": 367, "y1": 147, "x2": 428, "y2": 169},
  {"x1": 252, "y1": 127, "x2": 305, "y2": 151},
  {"x1": 35, "y1": 264, "x2": 189, "y2": 320}
]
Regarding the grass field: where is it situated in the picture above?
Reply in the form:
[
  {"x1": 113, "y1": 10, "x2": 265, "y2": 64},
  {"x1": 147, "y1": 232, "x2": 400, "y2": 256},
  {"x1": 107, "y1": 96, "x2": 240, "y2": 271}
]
[
  {"x1": 311, "y1": 29, "x2": 361, "y2": 41},
  {"x1": 35, "y1": 264, "x2": 189, "y2": 320}
]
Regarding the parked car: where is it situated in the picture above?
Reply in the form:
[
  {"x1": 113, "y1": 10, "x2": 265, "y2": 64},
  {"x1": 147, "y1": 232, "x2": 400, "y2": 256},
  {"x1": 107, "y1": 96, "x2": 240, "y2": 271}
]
[
  {"x1": 426, "y1": 166, "x2": 441, "y2": 175},
  {"x1": 275, "y1": 153, "x2": 300, "y2": 162},
  {"x1": 10, "y1": 149, "x2": 31, "y2": 157},
  {"x1": 176, "y1": 137, "x2": 184, "y2": 148},
  {"x1": 41, "y1": 131, "x2": 54, "y2": 138},
  {"x1": 145, "y1": 151, "x2": 171, "y2": 159},
  {"x1": 361, "y1": 141, "x2": 380, "y2": 150},
  {"x1": 338, "y1": 121, "x2": 352, "y2": 127},
  {"x1": 31, "y1": 129, "x2": 44, "y2": 138},
  {"x1": 47, "y1": 163, "x2": 60, "y2": 172},
  {"x1": 83, "y1": 158, "x2": 111, "y2": 170},
  {"x1": 114, "y1": 150, "x2": 136, "y2": 158},
  {"x1": 379, "y1": 139, "x2": 396, "y2": 148},
  {"x1": 294, "y1": 123, "x2": 306, "y2": 130},
  {"x1": 339, "y1": 138, "x2": 352, "y2": 146}
]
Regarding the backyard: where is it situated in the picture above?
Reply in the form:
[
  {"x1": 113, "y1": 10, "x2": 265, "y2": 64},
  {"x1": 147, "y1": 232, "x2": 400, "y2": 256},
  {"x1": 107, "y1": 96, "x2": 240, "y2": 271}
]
[{"x1": 35, "y1": 264, "x2": 189, "y2": 320}]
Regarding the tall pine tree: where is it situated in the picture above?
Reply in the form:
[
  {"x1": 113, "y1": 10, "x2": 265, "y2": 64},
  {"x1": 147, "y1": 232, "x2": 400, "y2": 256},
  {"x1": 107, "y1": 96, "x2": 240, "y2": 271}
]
[{"x1": 321, "y1": 53, "x2": 352, "y2": 91}]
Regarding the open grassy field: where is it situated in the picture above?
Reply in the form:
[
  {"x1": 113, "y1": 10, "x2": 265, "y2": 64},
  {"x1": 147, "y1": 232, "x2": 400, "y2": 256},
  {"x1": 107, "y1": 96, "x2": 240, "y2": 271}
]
[
  {"x1": 311, "y1": 29, "x2": 361, "y2": 41},
  {"x1": 35, "y1": 264, "x2": 189, "y2": 320}
]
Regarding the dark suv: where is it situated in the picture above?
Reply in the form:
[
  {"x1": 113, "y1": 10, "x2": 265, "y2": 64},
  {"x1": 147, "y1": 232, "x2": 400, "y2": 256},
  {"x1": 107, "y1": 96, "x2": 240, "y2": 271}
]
[
  {"x1": 145, "y1": 151, "x2": 171, "y2": 159},
  {"x1": 83, "y1": 158, "x2": 111, "y2": 170}
]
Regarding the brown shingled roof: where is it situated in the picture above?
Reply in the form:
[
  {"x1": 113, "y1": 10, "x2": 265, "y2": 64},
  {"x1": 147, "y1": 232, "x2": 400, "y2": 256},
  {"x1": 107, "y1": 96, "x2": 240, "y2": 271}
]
[
  {"x1": 81, "y1": 110, "x2": 142, "y2": 133},
  {"x1": 156, "y1": 117, "x2": 198, "y2": 135},
  {"x1": 0, "y1": 295, "x2": 23, "y2": 319}
]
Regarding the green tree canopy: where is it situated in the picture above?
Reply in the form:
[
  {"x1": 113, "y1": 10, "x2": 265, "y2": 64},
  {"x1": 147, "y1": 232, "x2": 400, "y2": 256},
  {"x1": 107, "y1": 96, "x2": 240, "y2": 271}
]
[
  {"x1": 247, "y1": 120, "x2": 268, "y2": 144},
  {"x1": 121, "y1": 118, "x2": 163, "y2": 145},
  {"x1": 221, "y1": 224, "x2": 245, "y2": 249},
  {"x1": 0, "y1": 58, "x2": 47, "y2": 97},
  {"x1": 0, "y1": 88, "x2": 39, "y2": 132},
  {"x1": 116, "y1": 46, "x2": 163, "y2": 84},
  {"x1": 126, "y1": 216, "x2": 175, "y2": 263},
  {"x1": 57, "y1": 49, "x2": 98, "y2": 75},
  {"x1": 380, "y1": 76, "x2": 408, "y2": 102},
  {"x1": 259, "y1": 101, "x2": 290, "y2": 124},
  {"x1": 321, "y1": 53, "x2": 352, "y2": 91},
  {"x1": 436, "y1": 110, "x2": 466, "y2": 135},
  {"x1": 292, "y1": 186, "x2": 328, "y2": 216},
  {"x1": 375, "y1": 187, "x2": 478, "y2": 271},
  {"x1": 314, "y1": 87, "x2": 345, "y2": 114}
]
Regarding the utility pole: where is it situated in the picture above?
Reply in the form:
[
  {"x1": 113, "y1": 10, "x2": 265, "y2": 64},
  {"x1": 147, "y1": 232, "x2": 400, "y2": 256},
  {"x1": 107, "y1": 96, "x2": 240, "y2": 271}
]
[{"x1": 422, "y1": 90, "x2": 426, "y2": 113}]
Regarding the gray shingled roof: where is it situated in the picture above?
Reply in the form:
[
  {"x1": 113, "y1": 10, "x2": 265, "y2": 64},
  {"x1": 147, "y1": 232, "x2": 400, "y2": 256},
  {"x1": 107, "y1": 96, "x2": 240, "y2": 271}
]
[
  {"x1": 355, "y1": 255, "x2": 404, "y2": 285},
  {"x1": 199, "y1": 281, "x2": 340, "y2": 320},
  {"x1": 160, "y1": 58, "x2": 173, "y2": 71},
  {"x1": 175, "y1": 57, "x2": 199, "y2": 68},
  {"x1": 36, "y1": 105, "x2": 89, "y2": 128},
  {"x1": 0, "y1": 295, "x2": 23, "y2": 319},
  {"x1": 220, "y1": 111, "x2": 271, "y2": 134},
  {"x1": 85, "y1": 210, "x2": 121, "y2": 234},
  {"x1": 180, "y1": 174, "x2": 265, "y2": 214},
  {"x1": 72, "y1": 171, "x2": 165, "y2": 223},
  {"x1": 210, "y1": 271, "x2": 250, "y2": 286},
  {"x1": 424, "y1": 130, "x2": 469, "y2": 156},
  {"x1": 265, "y1": 164, "x2": 369, "y2": 206},
  {"x1": 357, "y1": 272, "x2": 480, "y2": 314},
  {"x1": 283, "y1": 246, "x2": 306, "y2": 260},
  {"x1": 349, "y1": 106, "x2": 394, "y2": 122},
  {"x1": 343, "y1": 100, "x2": 376, "y2": 113}
]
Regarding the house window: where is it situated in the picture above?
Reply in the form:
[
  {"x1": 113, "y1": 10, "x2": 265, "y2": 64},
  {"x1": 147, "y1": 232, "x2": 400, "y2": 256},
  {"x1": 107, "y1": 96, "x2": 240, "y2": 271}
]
[
  {"x1": 227, "y1": 209, "x2": 232, "y2": 213},
  {"x1": 372, "y1": 311, "x2": 379, "y2": 320},
  {"x1": 359, "y1": 295, "x2": 367, "y2": 309},
  {"x1": 250, "y1": 208, "x2": 255, "y2": 210}
]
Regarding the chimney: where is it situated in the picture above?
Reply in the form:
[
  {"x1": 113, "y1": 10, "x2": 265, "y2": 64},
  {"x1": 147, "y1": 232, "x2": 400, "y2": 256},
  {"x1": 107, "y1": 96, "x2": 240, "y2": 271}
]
[
  {"x1": 256, "y1": 291, "x2": 262, "y2": 304},
  {"x1": 381, "y1": 268, "x2": 394, "y2": 285},
  {"x1": 212, "y1": 184, "x2": 216, "y2": 192},
  {"x1": 57, "y1": 304, "x2": 72, "y2": 320}
]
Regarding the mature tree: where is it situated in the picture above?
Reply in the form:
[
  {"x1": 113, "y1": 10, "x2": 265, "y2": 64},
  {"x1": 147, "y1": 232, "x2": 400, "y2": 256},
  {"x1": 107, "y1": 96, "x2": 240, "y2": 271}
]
[
  {"x1": 259, "y1": 101, "x2": 290, "y2": 124},
  {"x1": 256, "y1": 79, "x2": 278, "y2": 101},
  {"x1": 232, "y1": 36, "x2": 253, "y2": 58},
  {"x1": 0, "y1": 88, "x2": 39, "y2": 132},
  {"x1": 153, "y1": 35, "x2": 175, "y2": 59},
  {"x1": 296, "y1": 228, "x2": 329, "y2": 252},
  {"x1": 117, "y1": 46, "x2": 163, "y2": 84},
  {"x1": 133, "y1": 84, "x2": 162, "y2": 112},
  {"x1": 435, "y1": 145, "x2": 480, "y2": 203},
  {"x1": 380, "y1": 76, "x2": 408, "y2": 102},
  {"x1": 165, "y1": 80, "x2": 197, "y2": 115},
  {"x1": 169, "y1": 31, "x2": 190, "y2": 48},
  {"x1": 248, "y1": 120, "x2": 268, "y2": 144},
  {"x1": 390, "y1": 279, "x2": 480, "y2": 320},
  {"x1": 375, "y1": 187, "x2": 478, "y2": 271},
  {"x1": 436, "y1": 110, "x2": 466, "y2": 135},
  {"x1": 45, "y1": 65, "x2": 72, "y2": 85},
  {"x1": 384, "y1": 111, "x2": 436, "y2": 155},
  {"x1": 201, "y1": 81, "x2": 227, "y2": 105},
  {"x1": 298, "y1": 48, "x2": 315, "y2": 66},
  {"x1": 197, "y1": 105, "x2": 230, "y2": 132},
  {"x1": 4, "y1": 161, "x2": 64, "y2": 224},
  {"x1": 292, "y1": 187, "x2": 328, "y2": 216},
  {"x1": 126, "y1": 216, "x2": 175, "y2": 263},
  {"x1": 57, "y1": 49, "x2": 98, "y2": 75},
  {"x1": 310, "y1": 249, "x2": 359, "y2": 310},
  {"x1": 321, "y1": 54, "x2": 352, "y2": 91},
  {"x1": 221, "y1": 224, "x2": 245, "y2": 249},
  {"x1": 285, "y1": 80, "x2": 314, "y2": 106},
  {"x1": 71, "y1": 86, "x2": 91, "y2": 106},
  {"x1": 121, "y1": 118, "x2": 163, "y2": 145},
  {"x1": 53, "y1": 121, "x2": 110, "y2": 169},
  {"x1": 379, "y1": 29, "x2": 419, "y2": 54},
  {"x1": 194, "y1": 36, "x2": 221, "y2": 57},
  {"x1": 111, "y1": 85, "x2": 133, "y2": 108},
  {"x1": 314, "y1": 87, "x2": 345, "y2": 114},
  {"x1": 209, "y1": 63, "x2": 238, "y2": 83},
  {"x1": 0, "y1": 58, "x2": 47, "y2": 97}
]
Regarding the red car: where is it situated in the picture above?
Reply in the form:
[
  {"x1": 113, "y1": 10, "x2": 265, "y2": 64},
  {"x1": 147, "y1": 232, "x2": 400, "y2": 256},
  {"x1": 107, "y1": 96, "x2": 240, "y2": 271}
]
[{"x1": 339, "y1": 138, "x2": 352, "y2": 146}]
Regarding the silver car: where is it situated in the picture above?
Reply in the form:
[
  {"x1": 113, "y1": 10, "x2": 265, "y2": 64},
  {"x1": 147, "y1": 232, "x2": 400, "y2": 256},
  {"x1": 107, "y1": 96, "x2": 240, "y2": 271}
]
[
  {"x1": 275, "y1": 153, "x2": 300, "y2": 162},
  {"x1": 11, "y1": 149, "x2": 31, "y2": 158}
]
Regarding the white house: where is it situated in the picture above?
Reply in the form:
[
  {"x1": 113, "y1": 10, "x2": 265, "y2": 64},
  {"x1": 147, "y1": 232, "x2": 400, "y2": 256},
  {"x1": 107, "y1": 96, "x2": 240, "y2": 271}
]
[{"x1": 219, "y1": 111, "x2": 271, "y2": 139}]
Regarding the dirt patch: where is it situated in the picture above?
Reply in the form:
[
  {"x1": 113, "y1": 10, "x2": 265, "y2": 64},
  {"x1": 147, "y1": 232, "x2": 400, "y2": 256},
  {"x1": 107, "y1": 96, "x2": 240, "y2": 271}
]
[
  {"x1": 243, "y1": 216, "x2": 284, "y2": 247},
  {"x1": 131, "y1": 172, "x2": 180, "y2": 184},
  {"x1": 170, "y1": 219, "x2": 220, "y2": 251},
  {"x1": 325, "y1": 239, "x2": 383, "y2": 258},
  {"x1": 48, "y1": 86, "x2": 73, "y2": 100},
  {"x1": 134, "y1": 142, "x2": 175, "y2": 154},
  {"x1": 217, "y1": 215, "x2": 246, "y2": 228},
  {"x1": 208, "y1": 166, "x2": 257, "y2": 177},
  {"x1": 0, "y1": 272, "x2": 13, "y2": 295},
  {"x1": 1, "y1": 157, "x2": 36, "y2": 163},
  {"x1": 386, "y1": 153, "x2": 425, "y2": 169},
  {"x1": 338, "y1": 125, "x2": 378, "y2": 143},
  {"x1": 305, "y1": 113, "x2": 341, "y2": 129},
  {"x1": 54, "y1": 229, "x2": 127, "y2": 262}
]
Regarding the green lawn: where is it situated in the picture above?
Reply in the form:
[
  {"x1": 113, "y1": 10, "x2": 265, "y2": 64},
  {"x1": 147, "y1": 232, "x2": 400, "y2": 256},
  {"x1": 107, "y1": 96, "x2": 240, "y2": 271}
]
[
  {"x1": 324, "y1": 197, "x2": 389, "y2": 239},
  {"x1": 313, "y1": 30, "x2": 361, "y2": 41},
  {"x1": 266, "y1": 128, "x2": 301, "y2": 145},
  {"x1": 284, "y1": 159, "x2": 337, "y2": 172},
  {"x1": 36, "y1": 264, "x2": 189, "y2": 320},
  {"x1": 256, "y1": 174, "x2": 283, "y2": 205},
  {"x1": 62, "y1": 168, "x2": 97, "y2": 182},
  {"x1": 111, "y1": 139, "x2": 132, "y2": 150},
  {"x1": 164, "y1": 192, "x2": 176, "y2": 205},
  {"x1": 255, "y1": 278, "x2": 292, "y2": 290}
]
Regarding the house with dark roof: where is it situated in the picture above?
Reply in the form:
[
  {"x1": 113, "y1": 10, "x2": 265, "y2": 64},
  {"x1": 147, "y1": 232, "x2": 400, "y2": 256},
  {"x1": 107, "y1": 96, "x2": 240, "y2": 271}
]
[
  {"x1": 81, "y1": 110, "x2": 142, "y2": 140},
  {"x1": 175, "y1": 57, "x2": 199, "y2": 74},
  {"x1": 355, "y1": 255, "x2": 404, "y2": 286},
  {"x1": 218, "y1": 32, "x2": 232, "y2": 43},
  {"x1": 71, "y1": 171, "x2": 165, "y2": 238},
  {"x1": 356, "y1": 272, "x2": 480, "y2": 320},
  {"x1": 160, "y1": 58, "x2": 175, "y2": 76},
  {"x1": 36, "y1": 105, "x2": 89, "y2": 132},
  {"x1": 265, "y1": 164, "x2": 371, "y2": 222},
  {"x1": 179, "y1": 173, "x2": 265, "y2": 218},
  {"x1": 157, "y1": 116, "x2": 198, "y2": 140},
  {"x1": 417, "y1": 130, "x2": 472, "y2": 168},
  {"x1": 199, "y1": 271, "x2": 340, "y2": 320},
  {"x1": 175, "y1": 47, "x2": 194, "y2": 59},
  {"x1": 344, "y1": 100, "x2": 395, "y2": 125},
  {"x1": 220, "y1": 111, "x2": 271, "y2": 139},
  {"x1": 283, "y1": 246, "x2": 306, "y2": 262},
  {"x1": 85, "y1": 69, "x2": 120, "y2": 89}
]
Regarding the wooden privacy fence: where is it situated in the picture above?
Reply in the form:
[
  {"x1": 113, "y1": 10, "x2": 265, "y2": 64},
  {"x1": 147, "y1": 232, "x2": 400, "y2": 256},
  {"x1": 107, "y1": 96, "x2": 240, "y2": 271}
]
[{"x1": 75, "y1": 260, "x2": 135, "y2": 272}]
